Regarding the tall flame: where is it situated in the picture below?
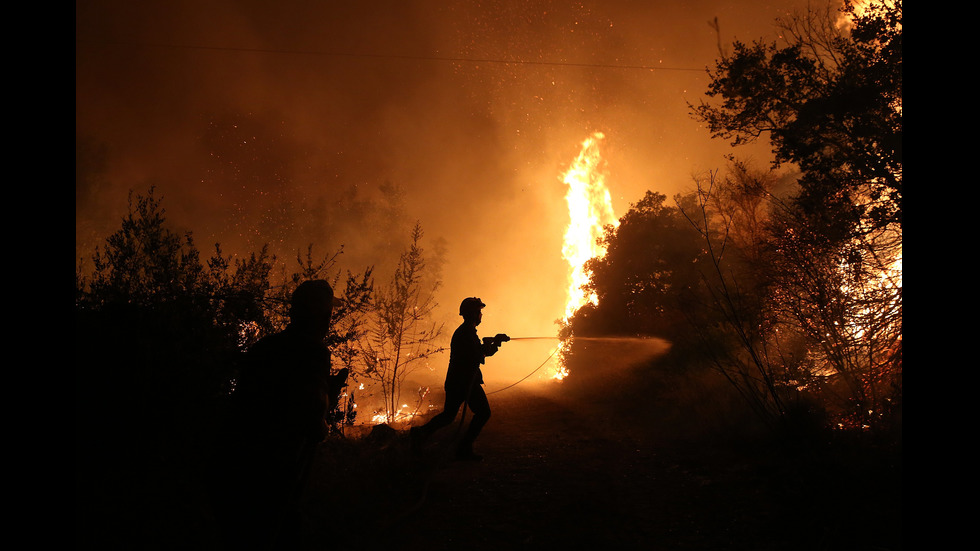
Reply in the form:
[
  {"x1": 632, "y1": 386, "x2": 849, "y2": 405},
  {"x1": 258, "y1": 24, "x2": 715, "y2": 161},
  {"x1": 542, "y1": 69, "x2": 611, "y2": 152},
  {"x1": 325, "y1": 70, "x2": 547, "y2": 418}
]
[{"x1": 554, "y1": 132, "x2": 619, "y2": 379}]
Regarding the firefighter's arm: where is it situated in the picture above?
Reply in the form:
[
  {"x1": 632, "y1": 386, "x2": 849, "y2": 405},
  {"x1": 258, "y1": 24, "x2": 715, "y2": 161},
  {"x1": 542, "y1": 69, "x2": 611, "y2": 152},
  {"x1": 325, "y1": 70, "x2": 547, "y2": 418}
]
[{"x1": 481, "y1": 334, "x2": 510, "y2": 356}]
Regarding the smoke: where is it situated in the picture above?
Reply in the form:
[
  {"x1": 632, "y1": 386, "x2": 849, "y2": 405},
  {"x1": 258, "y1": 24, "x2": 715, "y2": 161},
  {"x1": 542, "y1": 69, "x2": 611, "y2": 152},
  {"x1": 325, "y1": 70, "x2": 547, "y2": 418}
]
[
  {"x1": 76, "y1": 0, "x2": 803, "y2": 366},
  {"x1": 483, "y1": 336, "x2": 672, "y2": 398}
]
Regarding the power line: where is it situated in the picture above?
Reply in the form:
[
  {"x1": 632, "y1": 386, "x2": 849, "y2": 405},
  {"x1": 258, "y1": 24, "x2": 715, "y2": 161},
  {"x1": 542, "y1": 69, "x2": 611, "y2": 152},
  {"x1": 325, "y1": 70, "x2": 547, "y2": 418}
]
[{"x1": 75, "y1": 38, "x2": 706, "y2": 73}]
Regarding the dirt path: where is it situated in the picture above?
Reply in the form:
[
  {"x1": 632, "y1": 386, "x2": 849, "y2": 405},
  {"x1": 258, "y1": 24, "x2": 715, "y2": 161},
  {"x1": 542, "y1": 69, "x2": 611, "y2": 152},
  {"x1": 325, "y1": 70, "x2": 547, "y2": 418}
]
[
  {"x1": 308, "y1": 370, "x2": 802, "y2": 550},
  {"x1": 77, "y1": 340, "x2": 899, "y2": 549},
  {"x1": 76, "y1": 334, "x2": 901, "y2": 550},
  {"x1": 302, "y1": 342, "x2": 901, "y2": 551},
  {"x1": 385, "y1": 387, "x2": 721, "y2": 550}
]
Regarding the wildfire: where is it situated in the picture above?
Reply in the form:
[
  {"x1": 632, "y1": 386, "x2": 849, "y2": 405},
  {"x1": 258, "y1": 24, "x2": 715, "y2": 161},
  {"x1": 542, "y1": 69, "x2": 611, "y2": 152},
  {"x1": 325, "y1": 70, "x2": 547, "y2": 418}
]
[
  {"x1": 370, "y1": 405, "x2": 413, "y2": 425},
  {"x1": 555, "y1": 132, "x2": 619, "y2": 379}
]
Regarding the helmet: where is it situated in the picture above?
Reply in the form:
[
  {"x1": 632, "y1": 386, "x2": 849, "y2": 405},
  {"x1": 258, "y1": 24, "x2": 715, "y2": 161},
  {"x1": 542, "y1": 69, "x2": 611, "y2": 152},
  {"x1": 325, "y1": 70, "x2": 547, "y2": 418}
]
[{"x1": 458, "y1": 297, "x2": 486, "y2": 317}]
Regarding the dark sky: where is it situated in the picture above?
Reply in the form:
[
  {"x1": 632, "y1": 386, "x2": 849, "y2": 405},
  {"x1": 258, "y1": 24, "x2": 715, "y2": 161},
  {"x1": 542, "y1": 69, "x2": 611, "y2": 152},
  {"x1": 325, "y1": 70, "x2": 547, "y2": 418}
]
[{"x1": 76, "y1": 0, "x2": 819, "y2": 359}]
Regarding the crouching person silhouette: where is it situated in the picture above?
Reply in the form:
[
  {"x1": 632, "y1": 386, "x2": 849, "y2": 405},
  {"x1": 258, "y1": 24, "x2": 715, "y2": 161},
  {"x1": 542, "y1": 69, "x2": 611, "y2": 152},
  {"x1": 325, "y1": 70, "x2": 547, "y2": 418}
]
[
  {"x1": 209, "y1": 279, "x2": 347, "y2": 549},
  {"x1": 411, "y1": 297, "x2": 508, "y2": 461}
]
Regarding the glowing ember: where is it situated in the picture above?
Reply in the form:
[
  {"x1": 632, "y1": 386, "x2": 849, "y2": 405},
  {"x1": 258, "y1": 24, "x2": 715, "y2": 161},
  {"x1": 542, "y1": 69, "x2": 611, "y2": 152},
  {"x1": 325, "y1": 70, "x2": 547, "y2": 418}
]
[
  {"x1": 371, "y1": 406, "x2": 415, "y2": 425},
  {"x1": 556, "y1": 132, "x2": 619, "y2": 379}
]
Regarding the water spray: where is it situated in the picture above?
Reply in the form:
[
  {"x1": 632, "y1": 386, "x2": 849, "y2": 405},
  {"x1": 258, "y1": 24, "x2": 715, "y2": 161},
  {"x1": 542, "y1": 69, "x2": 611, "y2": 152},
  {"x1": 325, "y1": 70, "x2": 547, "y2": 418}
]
[
  {"x1": 482, "y1": 335, "x2": 567, "y2": 395},
  {"x1": 487, "y1": 335, "x2": 669, "y2": 393}
]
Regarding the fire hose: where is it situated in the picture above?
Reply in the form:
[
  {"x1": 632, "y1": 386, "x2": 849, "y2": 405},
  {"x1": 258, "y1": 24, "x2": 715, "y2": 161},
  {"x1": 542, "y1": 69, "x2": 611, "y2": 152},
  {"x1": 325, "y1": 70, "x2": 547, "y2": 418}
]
[
  {"x1": 486, "y1": 338, "x2": 561, "y2": 395},
  {"x1": 456, "y1": 335, "x2": 561, "y2": 429}
]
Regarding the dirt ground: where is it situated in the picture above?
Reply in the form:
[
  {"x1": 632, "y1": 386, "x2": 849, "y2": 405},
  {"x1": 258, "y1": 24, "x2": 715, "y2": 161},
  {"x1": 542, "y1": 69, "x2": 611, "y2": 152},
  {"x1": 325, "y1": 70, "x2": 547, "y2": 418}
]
[
  {"x1": 301, "y1": 343, "x2": 902, "y2": 551},
  {"x1": 77, "y1": 341, "x2": 901, "y2": 550}
]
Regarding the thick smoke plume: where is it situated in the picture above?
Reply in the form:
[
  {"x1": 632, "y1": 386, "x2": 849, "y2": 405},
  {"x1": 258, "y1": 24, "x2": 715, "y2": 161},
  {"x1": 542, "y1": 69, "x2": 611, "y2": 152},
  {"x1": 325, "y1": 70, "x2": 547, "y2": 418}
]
[{"x1": 77, "y1": 0, "x2": 799, "y2": 383}]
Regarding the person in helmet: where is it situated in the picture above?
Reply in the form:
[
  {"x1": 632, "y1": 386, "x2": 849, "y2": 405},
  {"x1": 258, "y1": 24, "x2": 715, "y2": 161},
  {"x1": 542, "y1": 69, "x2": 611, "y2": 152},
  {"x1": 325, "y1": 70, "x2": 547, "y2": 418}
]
[{"x1": 411, "y1": 297, "x2": 508, "y2": 461}]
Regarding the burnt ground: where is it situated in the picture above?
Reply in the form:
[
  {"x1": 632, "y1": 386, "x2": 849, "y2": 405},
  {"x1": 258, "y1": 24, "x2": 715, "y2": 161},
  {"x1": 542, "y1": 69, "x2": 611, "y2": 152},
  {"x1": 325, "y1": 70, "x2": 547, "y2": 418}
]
[{"x1": 76, "y1": 343, "x2": 901, "y2": 550}]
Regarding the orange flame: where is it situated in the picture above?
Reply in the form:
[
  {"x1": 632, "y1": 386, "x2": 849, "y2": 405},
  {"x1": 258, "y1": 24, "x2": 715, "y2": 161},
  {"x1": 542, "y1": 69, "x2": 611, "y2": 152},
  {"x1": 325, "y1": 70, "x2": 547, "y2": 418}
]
[{"x1": 555, "y1": 132, "x2": 619, "y2": 379}]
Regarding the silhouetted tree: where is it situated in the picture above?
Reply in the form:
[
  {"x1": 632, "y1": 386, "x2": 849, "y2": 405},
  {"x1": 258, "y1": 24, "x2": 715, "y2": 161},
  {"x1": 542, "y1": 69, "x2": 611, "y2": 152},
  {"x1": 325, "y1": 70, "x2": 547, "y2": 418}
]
[
  {"x1": 692, "y1": 0, "x2": 902, "y2": 237},
  {"x1": 357, "y1": 223, "x2": 445, "y2": 424},
  {"x1": 75, "y1": 188, "x2": 375, "y2": 443},
  {"x1": 77, "y1": 188, "x2": 232, "y2": 441},
  {"x1": 569, "y1": 191, "x2": 706, "y2": 341}
]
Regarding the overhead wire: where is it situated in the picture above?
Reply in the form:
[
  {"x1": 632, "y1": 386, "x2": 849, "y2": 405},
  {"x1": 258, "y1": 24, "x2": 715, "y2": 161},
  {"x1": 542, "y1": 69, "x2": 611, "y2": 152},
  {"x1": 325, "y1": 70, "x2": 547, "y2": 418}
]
[{"x1": 75, "y1": 38, "x2": 707, "y2": 73}]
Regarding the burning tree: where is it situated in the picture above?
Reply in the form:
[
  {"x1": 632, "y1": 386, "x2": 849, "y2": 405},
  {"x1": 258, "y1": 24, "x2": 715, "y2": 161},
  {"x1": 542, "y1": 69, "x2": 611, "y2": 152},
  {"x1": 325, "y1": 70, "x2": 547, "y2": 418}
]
[
  {"x1": 677, "y1": 166, "x2": 810, "y2": 429},
  {"x1": 356, "y1": 222, "x2": 445, "y2": 424},
  {"x1": 566, "y1": 2, "x2": 902, "y2": 433},
  {"x1": 687, "y1": 0, "x2": 902, "y2": 431},
  {"x1": 764, "y1": 193, "x2": 902, "y2": 429},
  {"x1": 561, "y1": 132, "x2": 619, "y2": 322},
  {"x1": 556, "y1": 132, "x2": 620, "y2": 379}
]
